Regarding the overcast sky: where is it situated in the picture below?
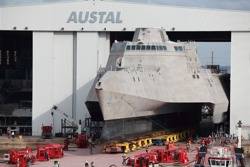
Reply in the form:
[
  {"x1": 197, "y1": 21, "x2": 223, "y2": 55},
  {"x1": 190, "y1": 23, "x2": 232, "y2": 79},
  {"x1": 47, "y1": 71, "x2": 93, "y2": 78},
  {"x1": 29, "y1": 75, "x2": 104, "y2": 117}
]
[
  {"x1": 0, "y1": 0, "x2": 250, "y2": 11},
  {"x1": 117, "y1": 0, "x2": 250, "y2": 11},
  {"x1": 197, "y1": 42, "x2": 230, "y2": 67}
]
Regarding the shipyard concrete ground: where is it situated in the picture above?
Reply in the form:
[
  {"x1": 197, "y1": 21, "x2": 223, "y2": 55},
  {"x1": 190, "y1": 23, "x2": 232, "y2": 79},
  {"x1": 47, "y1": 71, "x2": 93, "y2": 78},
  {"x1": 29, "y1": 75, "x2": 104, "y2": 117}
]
[
  {"x1": 1, "y1": 145, "x2": 250, "y2": 167},
  {"x1": 0, "y1": 144, "x2": 197, "y2": 167},
  {"x1": 0, "y1": 136, "x2": 250, "y2": 167}
]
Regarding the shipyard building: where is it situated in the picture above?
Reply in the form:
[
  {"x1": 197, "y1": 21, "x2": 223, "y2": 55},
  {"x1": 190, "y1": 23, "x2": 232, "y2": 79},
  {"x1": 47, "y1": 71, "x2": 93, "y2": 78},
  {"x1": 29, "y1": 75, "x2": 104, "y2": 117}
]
[{"x1": 0, "y1": 0, "x2": 250, "y2": 137}]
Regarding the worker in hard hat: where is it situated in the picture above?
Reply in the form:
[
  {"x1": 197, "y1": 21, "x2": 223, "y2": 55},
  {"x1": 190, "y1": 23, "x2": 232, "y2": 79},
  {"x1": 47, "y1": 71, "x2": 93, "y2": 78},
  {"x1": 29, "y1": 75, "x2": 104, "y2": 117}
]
[
  {"x1": 186, "y1": 140, "x2": 191, "y2": 152},
  {"x1": 165, "y1": 141, "x2": 169, "y2": 150},
  {"x1": 90, "y1": 161, "x2": 95, "y2": 167},
  {"x1": 122, "y1": 153, "x2": 127, "y2": 166},
  {"x1": 53, "y1": 160, "x2": 60, "y2": 167},
  {"x1": 45, "y1": 151, "x2": 49, "y2": 161},
  {"x1": 88, "y1": 136, "x2": 95, "y2": 154},
  {"x1": 11, "y1": 131, "x2": 15, "y2": 140},
  {"x1": 85, "y1": 160, "x2": 89, "y2": 167}
]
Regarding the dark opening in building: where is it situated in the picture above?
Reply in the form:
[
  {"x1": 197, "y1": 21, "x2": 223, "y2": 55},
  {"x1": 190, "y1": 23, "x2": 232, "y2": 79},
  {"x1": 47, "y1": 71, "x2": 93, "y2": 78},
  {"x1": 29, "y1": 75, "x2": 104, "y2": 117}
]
[{"x1": 0, "y1": 31, "x2": 32, "y2": 136}]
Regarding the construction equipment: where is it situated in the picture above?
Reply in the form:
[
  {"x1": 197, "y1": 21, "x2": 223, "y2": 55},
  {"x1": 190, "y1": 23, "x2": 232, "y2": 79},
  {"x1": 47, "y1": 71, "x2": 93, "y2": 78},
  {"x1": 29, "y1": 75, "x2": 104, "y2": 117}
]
[
  {"x1": 62, "y1": 133, "x2": 88, "y2": 150},
  {"x1": 51, "y1": 105, "x2": 79, "y2": 137},
  {"x1": 127, "y1": 152, "x2": 159, "y2": 167},
  {"x1": 152, "y1": 144, "x2": 188, "y2": 164},
  {"x1": 75, "y1": 133, "x2": 88, "y2": 148},
  {"x1": 103, "y1": 129, "x2": 193, "y2": 153},
  {"x1": 176, "y1": 148, "x2": 189, "y2": 164},
  {"x1": 36, "y1": 144, "x2": 64, "y2": 161},
  {"x1": 103, "y1": 142, "x2": 130, "y2": 153},
  {"x1": 150, "y1": 148, "x2": 174, "y2": 163},
  {"x1": 41, "y1": 125, "x2": 53, "y2": 139},
  {"x1": 8, "y1": 147, "x2": 35, "y2": 166},
  {"x1": 126, "y1": 143, "x2": 190, "y2": 166},
  {"x1": 151, "y1": 138, "x2": 166, "y2": 146}
]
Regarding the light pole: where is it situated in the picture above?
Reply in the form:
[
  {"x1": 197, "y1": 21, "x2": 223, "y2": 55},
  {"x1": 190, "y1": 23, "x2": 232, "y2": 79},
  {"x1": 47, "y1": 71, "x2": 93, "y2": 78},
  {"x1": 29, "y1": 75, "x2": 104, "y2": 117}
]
[
  {"x1": 237, "y1": 120, "x2": 242, "y2": 148},
  {"x1": 51, "y1": 108, "x2": 54, "y2": 136}
]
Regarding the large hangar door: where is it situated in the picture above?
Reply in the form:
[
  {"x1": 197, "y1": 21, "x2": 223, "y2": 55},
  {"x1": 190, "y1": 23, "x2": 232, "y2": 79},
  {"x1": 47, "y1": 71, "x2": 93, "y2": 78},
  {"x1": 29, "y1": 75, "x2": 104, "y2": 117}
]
[
  {"x1": 0, "y1": 31, "x2": 32, "y2": 135},
  {"x1": 33, "y1": 32, "x2": 74, "y2": 136},
  {"x1": 33, "y1": 32, "x2": 110, "y2": 136}
]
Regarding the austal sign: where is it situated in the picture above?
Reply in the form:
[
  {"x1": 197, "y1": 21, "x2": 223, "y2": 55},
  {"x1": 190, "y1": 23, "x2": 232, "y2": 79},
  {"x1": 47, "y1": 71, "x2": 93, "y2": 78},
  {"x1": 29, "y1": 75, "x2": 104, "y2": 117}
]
[{"x1": 67, "y1": 11, "x2": 123, "y2": 24}]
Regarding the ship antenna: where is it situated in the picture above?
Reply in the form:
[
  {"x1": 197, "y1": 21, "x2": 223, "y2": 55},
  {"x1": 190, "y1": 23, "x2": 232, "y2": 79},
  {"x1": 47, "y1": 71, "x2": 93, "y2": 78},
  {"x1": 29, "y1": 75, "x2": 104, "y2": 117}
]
[{"x1": 211, "y1": 51, "x2": 214, "y2": 66}]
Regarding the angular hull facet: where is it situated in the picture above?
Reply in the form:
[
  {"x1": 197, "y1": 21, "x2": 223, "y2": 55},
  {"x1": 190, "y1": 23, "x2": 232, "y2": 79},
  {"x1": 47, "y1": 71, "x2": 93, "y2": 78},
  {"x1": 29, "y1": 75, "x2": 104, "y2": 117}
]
[{"x1": 85, "y1": 28, "x2": 229, "y2": 126}]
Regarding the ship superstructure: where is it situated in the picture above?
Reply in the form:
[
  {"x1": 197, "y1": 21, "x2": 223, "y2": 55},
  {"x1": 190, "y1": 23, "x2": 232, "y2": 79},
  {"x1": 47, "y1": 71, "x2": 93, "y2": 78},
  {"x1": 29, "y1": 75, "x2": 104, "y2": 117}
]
[{"x1": 86, "y1": 28, "x2": 228, "y2": 136}]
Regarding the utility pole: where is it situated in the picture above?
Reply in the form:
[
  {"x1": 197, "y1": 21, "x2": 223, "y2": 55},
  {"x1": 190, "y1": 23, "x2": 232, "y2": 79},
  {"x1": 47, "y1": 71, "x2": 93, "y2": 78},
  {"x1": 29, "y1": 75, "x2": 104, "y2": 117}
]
[{"x1": 237, "y1": 120, "x2": 242, "y2": 148}]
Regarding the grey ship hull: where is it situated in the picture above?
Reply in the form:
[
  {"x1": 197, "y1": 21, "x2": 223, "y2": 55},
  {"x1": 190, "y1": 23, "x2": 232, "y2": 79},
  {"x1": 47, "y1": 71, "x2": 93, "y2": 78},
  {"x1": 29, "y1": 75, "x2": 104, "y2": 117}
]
[
  {"x1": 95, "y1": 63, "x2": 228, "y2": 123},
  {"x1": 85, "y1": 28, "x2": 229, "y2": 138},
  {"x1": 96, "y1": 73, "x2": 205, "y2": 120}
]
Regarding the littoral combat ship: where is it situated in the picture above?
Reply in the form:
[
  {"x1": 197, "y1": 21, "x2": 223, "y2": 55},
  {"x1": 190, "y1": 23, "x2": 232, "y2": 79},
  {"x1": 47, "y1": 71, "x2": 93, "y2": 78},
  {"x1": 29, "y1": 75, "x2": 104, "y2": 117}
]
[{"x1": 86, "y1": 28, "x2": 228, "y2": 139}]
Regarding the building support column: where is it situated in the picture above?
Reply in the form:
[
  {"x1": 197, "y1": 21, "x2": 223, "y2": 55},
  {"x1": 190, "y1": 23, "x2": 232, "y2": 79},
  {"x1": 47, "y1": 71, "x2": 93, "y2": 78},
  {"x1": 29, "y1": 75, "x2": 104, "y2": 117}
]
[{"x1": 230, "y1": 31, "x2": 250, "y2": 138}]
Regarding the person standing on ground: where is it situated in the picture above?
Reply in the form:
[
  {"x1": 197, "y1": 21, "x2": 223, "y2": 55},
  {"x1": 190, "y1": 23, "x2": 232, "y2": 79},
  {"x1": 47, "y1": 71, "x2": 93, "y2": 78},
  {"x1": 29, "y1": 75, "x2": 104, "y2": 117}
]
[
  {"x1": 53, "y1": 160, "x2": 60, "y2": 167},
  {"x1": 186, "y1": 140, "x2": 191, "y2": 152},
  {"x1": 11, "y1": 131, "x2": 15, "y2": 139},
  {"x1": 7, "y1": 127, "x2": 10, "y2": 138},
  {"x1": 85, "y1": 160, "x2": 89, "y2": 167},
  {"x1": 122, "y1": 153, "x2": 128, "y2": 166},
  {"x1": 45, "y1": 151, "x2": 49, "y2": 161},
  {"x1": 88, "y1": 136, "x2": 95, "y2": 154},
  {"x1": 16, "y1": 158, "x2": 20, "y2": 167},
  {"x1": 26, "y1": 153, "x2": 32, "y2": 167}
]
